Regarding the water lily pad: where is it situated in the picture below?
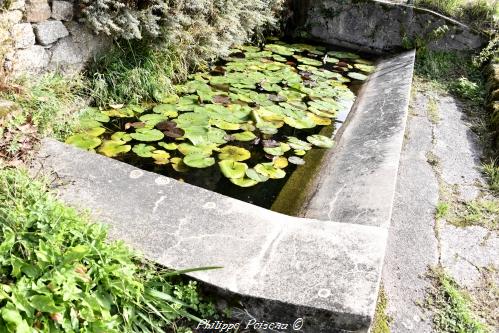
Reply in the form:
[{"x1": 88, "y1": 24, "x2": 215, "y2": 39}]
[
  {"x1": 152, "y1": 150, "x2": 170, "y2": 165},
  {"x1": 273, "y1": 156, "x2": 288, "y2": 168},
  {"x1": 309, "y1": 114, "x2": 332, "y2": 125},
  {"x1": 177, "y1": 143, "x2": 217, "y2": 156},
  {"x1": 171, "y1": 157, "x2": 189, "y2": 172},
  {"x1": 294, "y1": 149, "x2": 306, "y2": 156},
  {"x1": 327, "y1": 51, "x2": 360, "y2": 59},
  {"x1": 264, "y1": 44, "x2": 295, "y2": 56},
  {"x1": 111, "y1": 132, "x2": 132, "y2": 142},
  {"x1": 283, "y1": 116, "x2": 315, "y2": 129},
  {"x1": 263, "y1": 142, "x2": 290, "y2": 156},
  {"x1": 158, "y1": 142, "x2": 178, "y2": 150},
  {"x1": 85, "y1": 127, "x2": 105, "y2": 137},
  {"x1": 211, "y1": 119, "x2": 241, "y2": 131},
  {"x1": 255, "y1": 163, "x2": 286, "y2": 179},
  {"x1": 183, "y1": 153, "x2": 215, "y2": 168},
  {"x1": 246, "y1": 168, "x2": 269, "y2": 182},
  {"x1": 98, "y1": 140, "x2": 131, "y2": 157},
  {"x1": 293, "y1": 55, "x2": 322, "y2": 66},
  {"x1": 354, "y1": 63, "x2": 375, "y2": 73},
  {"x1": 219, "y1": 145, "x2": 251, "y2": 161},
  {"x1": 66, "y1": 133, "x2": 101, "y2": 151},
  {"x1": 139, "y1": 114, "x2": 169, "y2": 127},
  {"x1": 219, "y1": 160, "x2": 248, "y2": 179},
  {"x1": 79, "y1": 118, "x2": 104, "y2": 129},
  {"x1": 230, "y1": 177, "x2": 259, "y2": 187},
  {"x1": 347, "y1": 72, "x2": 368, "y2": 81},
  {"x1": 307, "y1": 134, "x2": 335, "y2": 148},
  {"x1": 132, "y1": 144, "x2": 156, "y2": 157},
  {"x1": 153, "y1": 104, "x2": 178, "y2": 117},
  {"x1": 288, "y1": 156, "x2": 305, "y2": 165},
  {"x1": 102, "y1": 108, "x2": 135, "y2": 118},
  {"x1": 233, "y1": 131, "x2": 256, "y2": 142},
  {"x1": 130, "y1": 128, "x2": 164, "y2": 142},
  {"x1": 287, "y1": 137, "x2": 312, "y2": 150}
]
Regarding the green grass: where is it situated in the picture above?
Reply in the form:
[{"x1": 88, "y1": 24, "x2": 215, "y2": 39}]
[
  {"x1": 426, "y1": 268, "x2": 490, "y2": 333},
  {"x1": 371, "y1": 285, "x2": 391, "y2": 333},
  {"x1": 0, "y1": 168, "x2": 218, "y2": 333},
  {"x1": 450, "y1": 199, "x2": 499, "y2": 230},
  {"x1": 88, "y1": 39, "x2": 189, "y2": 106},
  {"x1": 0, "y1": 73, "x2": 87, "y2": 139},
  {"x1": 483, "y1": 159, "x2": 499, "y2": 193},
  {"x1": 436, "y1": 202, "x2": 450, "y2": 219},
  {"x1": 415, "y1": 0, "x2": 498, "y2": 31}
]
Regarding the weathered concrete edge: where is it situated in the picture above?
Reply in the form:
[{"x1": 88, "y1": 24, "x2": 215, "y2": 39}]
[
  {"x1": 34, "y1": 139, "x2": 388, "y2": 332},
  {"x1": 303, "y1": 50, "x2": 415, "y2": 227}
]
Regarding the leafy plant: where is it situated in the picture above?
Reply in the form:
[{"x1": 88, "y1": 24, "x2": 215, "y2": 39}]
[{"x1": 0, "y1": 168, "x2": 218, "y2": 333}]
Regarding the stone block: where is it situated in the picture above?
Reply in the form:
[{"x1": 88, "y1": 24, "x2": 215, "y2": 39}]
[
  {"x1": 25, "y1": 0, "x2": 51, "y2": 22},
  {"x1": 51, "y1": 1, "x2": 73, "y2": 21},
  {"x1": 12, "y1": 45, "x2": 50, "y2": 72},
  {"x1": 0, "y1": 10, "x2": 23, "y2": 25},
  {"x1": 10, "y1": 23, "x2": 35, "y2": 49},
  {"x1": 33, "y1": 20, "x2": 69, "y2": 45},
  {"x1": 8, "y1": 0, "x2": 25, "y2": 10}
]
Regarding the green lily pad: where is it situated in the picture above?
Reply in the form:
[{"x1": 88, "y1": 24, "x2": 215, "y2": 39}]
[
  {"x1": 153, "y1": 104, "x2": 178, "y2": 117},
  {"x1": 263, "y1": 142, "x2": 290, "y2": 156},
  {"x1": 246, "y1": 168, "x2": 269, "y2": 182},
  {"x1": 288, "y1": 156, "x2": 305, "y2": 165},
  {"x1": 327, "y1": 51, "x2": 360, "y2": 59},
  {"x1": 79, "y1": 118, "x2": 104, "y2": 129},
  {"x1": 294, "y1": 149, "x2": 306, "y2": 156},
  {"x1": 293, "y1": 55, "x2": 322, "y2": 66},
  {"x1": 102, "y1": 108, "x2": 135, "y2": 118},
  {"x1": 152, "y1": 150, "x2": 170, "y2": 165},
  {"x1": 219, "y1": 145, "x2": 251, "y2": 161},
  {"x1": 130, "y1": 128, "x2": 164, "y2": 142},
  {"x1": 230, "y1": 177, "x2": 259, "y2": 187},
  {"x1": 287, "y1": 137, "x2": 312, "y2": 150},
  {"x1": 183, "y1": 153, "x2": 215, "y2": 168},
  {"x1": 347, "y1": 72, "x2": 368, "y2": 81},
  {"x1": 85, "y1": 127, "x2": 105, "y2": 137},
  {"x1": 218, "y1": 160, "x2": 248, "y2": 179},
  {"x1": 211, "y1": 119, "x2": 241, "y2": 131},
  {"x1": 354, "y1": 63, "x2": 375, "y2": 73},
  {"x1": 132, "y1": 144, "x2": 156, "y2": 157},
  {"x1": 273, "y1": 156, "x2": 288, "y2": 168},
  {"x1": 98, "y1": 140, "x2": 131, "y2": 157},
  {"x1": 177, "y1": 143, "x2": 217, "y2": 156},
  {"x1": 111, "y1": 132, "x2": 132, "y2": 142},
  {"x1": 158, "y1": 142, "x2": 178, "y2": 150},
  {"x1": 264, "y1": 44, "x2": 295, "y2": 56},
  {"x1": 66, "y1": 133, "x2": 101, "y2": 151},
  {"x1": 283, "y1": 116, "x2": 315, "y2": 129},
  {"x1": 139, "y1": 114, "x2": 169, "y2": 127},
  {"x1": 307, "y1": 134, "x2": 335, "y2": 148},
  {"x1": 254, "y1": 163, "x2": 286, "y2": 179},
  {"x1": 171, "y1": 157, "x2": 189, "y2": 172},
  {"x1": 233, "y1": 131, "x2": 257, "y2": 141}
]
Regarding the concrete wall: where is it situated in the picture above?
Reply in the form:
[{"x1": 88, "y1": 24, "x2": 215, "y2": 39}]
[
  {"x1": 0, "y1": 0, "x2": 109, "y2": 76},
  {"x1": 289, "y1": 0, "x2": 486, "y2": 54}
]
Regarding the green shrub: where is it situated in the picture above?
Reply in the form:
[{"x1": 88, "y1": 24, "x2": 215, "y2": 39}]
[
  {"x1": 0, "y1": 168, "x2": 216, "y2": 332},
  {"x1": 87, "y1": 0, "x2": 285, "y2": 104}
]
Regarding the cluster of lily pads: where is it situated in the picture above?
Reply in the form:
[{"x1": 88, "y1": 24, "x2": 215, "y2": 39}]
[{"x1": 67, "y1": 41, "x2": 374, "y2": 187}]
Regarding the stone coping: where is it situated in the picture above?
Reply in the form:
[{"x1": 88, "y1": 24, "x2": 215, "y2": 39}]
[{"x1": 34, "y1": 50, "x2": 415, "y2": 332}]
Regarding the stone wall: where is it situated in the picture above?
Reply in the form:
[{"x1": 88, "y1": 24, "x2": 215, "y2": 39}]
[
  {"x1": 0, "y1": 0, "x2": 109, "y2": 76},
  {"x1": 289, "y1": 0, "x2": 486, "y2": 54}
]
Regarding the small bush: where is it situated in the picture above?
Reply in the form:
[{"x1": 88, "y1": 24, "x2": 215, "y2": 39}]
[
  {"x1": 0, "y1": 168, "x2": 215, "y2": 332},
  {"x1": 452, "y1": 77, "x2": 485, "y2": 104}
]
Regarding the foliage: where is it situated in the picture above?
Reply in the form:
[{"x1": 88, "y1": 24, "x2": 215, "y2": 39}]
[
  {"x1": 80, "y1": 0, "x2": 164, "y2": 40},
  {"x1": 0, "y1": 73, "x2": 87, "y2": 138},
  {"x1": 483, "y1": 159, "x2": 499, "y2": 192},
  {"x1": 371, "y1": 286, "x2": 391, "y2": 333},
  {"x1": 70, "y1": 41, "x2": 369, "y2": 188},
  {"x1": 88, "y1": 39, "x2": 187, "y2": 106},
  {"x1": 473, "y1": 36, "x2": 499, "y2": 67},
  {"x1": 415, "y1": 0, "x2": 498, "y2": 31},
  {"x1": 426, "y1": 268, "x2": 490, "y2": 333},
  {"x1": 435, "y1": 202, "x2": 450, "y2": 219},
  {"x1": 415, "y1": 50, "x2": 485, "y2": 104},
  {"x1": 86, "y1": 0, "x2": 285, "y2": 104},
  {"x1": 0, "y1": 168, "x2": 217, "y2": 332},
  {"x1": 450, "y1": 199, "x2": 499, "y2": 230}
]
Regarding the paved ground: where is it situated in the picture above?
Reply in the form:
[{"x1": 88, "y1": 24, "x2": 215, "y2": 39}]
[{"x1": 382, "y1": 81, "x2": 499, "y2": 332}]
